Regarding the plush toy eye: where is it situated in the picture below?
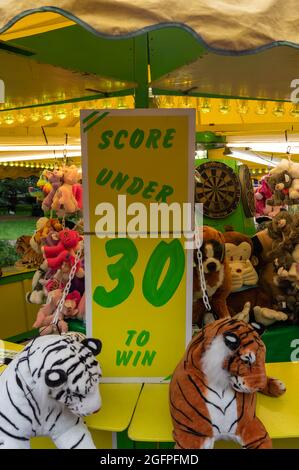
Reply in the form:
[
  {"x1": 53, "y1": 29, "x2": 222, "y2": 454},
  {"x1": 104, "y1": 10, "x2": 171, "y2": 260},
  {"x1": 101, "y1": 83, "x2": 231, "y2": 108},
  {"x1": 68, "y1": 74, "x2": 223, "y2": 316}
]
[
  {"x1": 82, "y1": 338, "x2": 102, "y2": 356},
  {"x1": 250, "y1": 322, "x2": 265, "y2": 336},
  {"x1": 45, "y1": 369, "x2": 68, "y2": 388},
  {"x1": 223, "y1": 332, "x2": 240, "y2": 351}
]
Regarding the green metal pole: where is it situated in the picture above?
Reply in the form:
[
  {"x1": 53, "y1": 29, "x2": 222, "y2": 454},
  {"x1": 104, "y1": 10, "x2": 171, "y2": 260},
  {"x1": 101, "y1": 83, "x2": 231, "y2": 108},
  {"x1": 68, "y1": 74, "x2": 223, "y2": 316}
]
[{"x1": 133, "y1": 34, "x2": 149, "y2": 109}]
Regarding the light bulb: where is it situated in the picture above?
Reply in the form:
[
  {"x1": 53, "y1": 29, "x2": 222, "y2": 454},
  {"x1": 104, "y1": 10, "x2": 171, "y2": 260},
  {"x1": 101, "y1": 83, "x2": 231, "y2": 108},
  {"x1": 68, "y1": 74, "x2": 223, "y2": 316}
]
[
  {"x1": 182, "y1": 96, "x2": 192, "y2": 108},
  {"x1": 164, "y1": 96, "x2": 173, "y2": 108},
  {"x1": 17, "y1": 113, "x2": 27, "y2": 124},
  {"x1": 43, "y1": 109, "x2": 53, "y2": 121},
  {"x1": 102, "y1": 99, "x2": 112, "y2": 109},
  {"x1": 72, "y1": 106, "x2": 80, "y2": 118},
  {"x1": 31, "y1": 111, "x2": 41, "y2": 122},
  {"x1": 4, "y1": 114, "x2": 15, "y2": 125},
  {"x1": 57, "y1": 108, "x2": 67, "y2": 120},
  {"x1": 290, "y1": 104, "x2": 299, "y2": 118},
  {"x1": 272, "y1": 103, "x2": 285, "y2": 117},
  {"x1": 255, "y1": 101, "x2": 268, "y2": 115},
  {"x1": 219, "y1": 99, "x2": 231, "y2": 114},
  {"x1": 237, "y1": 100, "x2": 249, "y2": 114},
  {"x1": 199, "y1": 98, "x2": 211, "y2": 114},
  {"x1": 117, "y1": 98, "x2": 126, "y2": 109}
]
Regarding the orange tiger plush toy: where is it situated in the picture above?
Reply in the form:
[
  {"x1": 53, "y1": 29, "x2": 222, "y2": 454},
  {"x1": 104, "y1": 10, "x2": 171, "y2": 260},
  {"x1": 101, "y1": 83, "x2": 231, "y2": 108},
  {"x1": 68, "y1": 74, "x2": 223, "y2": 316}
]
[{"x1": 169, "y1": 318, "x2": 286, "y2": 449}]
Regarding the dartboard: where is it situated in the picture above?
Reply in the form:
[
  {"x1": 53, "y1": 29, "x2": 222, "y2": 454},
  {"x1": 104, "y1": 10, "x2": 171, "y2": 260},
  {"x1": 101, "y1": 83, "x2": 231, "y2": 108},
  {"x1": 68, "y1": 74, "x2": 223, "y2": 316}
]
[
  {"x1": 195, "y1": 161, "x2": 241, "y2": 218},
  {"x1": 239, "y1": 164, "x2": 255, "y2": 217}
]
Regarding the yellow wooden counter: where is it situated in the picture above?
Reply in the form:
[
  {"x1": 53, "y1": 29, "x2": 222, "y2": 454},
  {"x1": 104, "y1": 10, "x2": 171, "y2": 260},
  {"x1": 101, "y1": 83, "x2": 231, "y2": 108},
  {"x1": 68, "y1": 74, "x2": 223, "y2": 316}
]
[{"x1": 0, "y1": 269, "x2": 39, "y2": 339}]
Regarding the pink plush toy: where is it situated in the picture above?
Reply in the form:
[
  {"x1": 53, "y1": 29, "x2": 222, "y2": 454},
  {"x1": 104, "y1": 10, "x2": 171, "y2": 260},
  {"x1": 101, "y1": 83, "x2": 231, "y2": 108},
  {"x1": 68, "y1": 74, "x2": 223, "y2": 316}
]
[
  {"x1": 41, "y1": 169, "x2": 63, "y2": 212},
  {"x1": 33, "y1": 289, "x2": 68, "y2": 335},
  {"x1": 255, "y1": 178, "x2": 273, "y2": 216},
  {"x1": 72, "y1": 183, "x2": 83, "y2": 210},
  {"x1": 51, "y1": 165, "x2": 82, "y2": 216}
]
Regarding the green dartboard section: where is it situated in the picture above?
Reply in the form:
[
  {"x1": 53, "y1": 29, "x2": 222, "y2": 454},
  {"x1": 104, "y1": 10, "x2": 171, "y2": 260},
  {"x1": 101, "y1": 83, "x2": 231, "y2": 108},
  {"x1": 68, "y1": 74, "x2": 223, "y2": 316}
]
[{"x1": 195, "y1": 158, "x2": 256, "y2": 236}]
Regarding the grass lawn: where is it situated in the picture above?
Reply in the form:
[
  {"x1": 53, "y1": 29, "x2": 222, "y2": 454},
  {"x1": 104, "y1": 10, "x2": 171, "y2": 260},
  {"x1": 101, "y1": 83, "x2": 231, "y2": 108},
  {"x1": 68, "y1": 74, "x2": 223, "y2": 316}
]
[{"x1": 0, "y1": 217, "x2": 38, "y2": 240}]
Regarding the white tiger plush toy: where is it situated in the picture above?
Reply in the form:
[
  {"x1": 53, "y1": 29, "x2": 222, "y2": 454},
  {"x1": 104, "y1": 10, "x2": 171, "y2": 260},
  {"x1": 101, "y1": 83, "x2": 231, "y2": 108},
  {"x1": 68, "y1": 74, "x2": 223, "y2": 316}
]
[{"x1": 0, "y1": 334, "x2": 102, "y2": 449}]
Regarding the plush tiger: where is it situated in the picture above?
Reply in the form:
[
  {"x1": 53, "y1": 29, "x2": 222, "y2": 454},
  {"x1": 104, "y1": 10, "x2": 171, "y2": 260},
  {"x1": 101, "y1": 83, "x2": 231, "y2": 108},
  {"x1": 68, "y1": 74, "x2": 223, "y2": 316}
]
[
  {"x1": 169, "y1": 318, "x2": 286, "y2": 449},
  {"x1": 15, "y1": 235, "x2": 44, "y2": 269},
  {"x1": 0, "y1": 333, "x2": 102, "y2": 449}
]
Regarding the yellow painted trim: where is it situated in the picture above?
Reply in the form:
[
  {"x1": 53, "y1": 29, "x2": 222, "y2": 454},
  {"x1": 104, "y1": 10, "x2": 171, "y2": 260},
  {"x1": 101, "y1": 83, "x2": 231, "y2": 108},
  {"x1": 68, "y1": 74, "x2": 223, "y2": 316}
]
[{"x1": 0, "y1": 12, "x2": 74, "y2": 41}]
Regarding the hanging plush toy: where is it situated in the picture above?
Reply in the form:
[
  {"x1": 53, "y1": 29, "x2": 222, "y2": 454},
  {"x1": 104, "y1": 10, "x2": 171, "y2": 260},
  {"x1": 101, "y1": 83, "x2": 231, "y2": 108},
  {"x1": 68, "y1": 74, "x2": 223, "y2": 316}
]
[
  {"x1": 0, "y1": 334, "x2": 102, "y2": 449},
  {"x1": 170, "y1": 318, "x2": 286, "y2": 449},
  {"x1": 51, "y1": 165, "x2": 82, "y2": 216},
  {"x1": 193, "y1": 226, "x2": 232, "y2": 326},
  {"x1": 41, "y1": 168, "x2": 64, "y2": 213}
]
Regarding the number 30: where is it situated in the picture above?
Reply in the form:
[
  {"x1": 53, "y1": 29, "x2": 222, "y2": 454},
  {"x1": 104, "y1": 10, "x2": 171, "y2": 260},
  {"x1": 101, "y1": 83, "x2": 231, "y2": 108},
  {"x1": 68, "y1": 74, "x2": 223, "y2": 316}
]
[{"x1": 93, "y1": 238, "x2": 185, "y2": 308}]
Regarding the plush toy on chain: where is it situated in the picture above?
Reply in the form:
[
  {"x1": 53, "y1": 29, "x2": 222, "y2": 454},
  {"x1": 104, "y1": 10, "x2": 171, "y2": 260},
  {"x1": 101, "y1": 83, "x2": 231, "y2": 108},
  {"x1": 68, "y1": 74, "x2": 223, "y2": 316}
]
[
  {"x1": 254, "y1": 178, "x2": 273, "y2": 216},
  {"x1": 267, "y1": 159, "x2": 299, "y2": 205},
  {"x1": 169, "y1": 318, "x2": 286, "y2": 449},
  {"x1": 14, "y1": 235, "x2": 44, "y2": 269},
  {"x1": 41, "y1": 168, "x2": 64, "y2": 213},
  {"x1": 51, "y1": 165, "x2": 83, "y2": 217},
  {"x1": 267, "y1": 171, "x2": 292, "y2": 206},
  {"x1": 193, "y1": 226, "x2": 232, "y2": 326},
  {"x1": 0, "y1": 333, "x2": 102, "y2": 449}
]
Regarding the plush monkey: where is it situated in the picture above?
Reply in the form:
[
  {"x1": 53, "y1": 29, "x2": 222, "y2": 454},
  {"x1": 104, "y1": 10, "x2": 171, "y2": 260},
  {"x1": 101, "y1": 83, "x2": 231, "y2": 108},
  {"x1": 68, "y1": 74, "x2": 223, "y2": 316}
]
[{"x1": 267, "y1": 171, "x2": 292, "y2": 206}]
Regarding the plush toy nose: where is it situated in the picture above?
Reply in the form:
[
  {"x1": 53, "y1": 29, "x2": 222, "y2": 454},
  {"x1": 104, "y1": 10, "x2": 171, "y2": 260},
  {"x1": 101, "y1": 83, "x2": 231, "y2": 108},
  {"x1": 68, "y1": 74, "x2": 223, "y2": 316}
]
[{"x1": 207, "y1": 261, "x2": 217, "y2": 272}]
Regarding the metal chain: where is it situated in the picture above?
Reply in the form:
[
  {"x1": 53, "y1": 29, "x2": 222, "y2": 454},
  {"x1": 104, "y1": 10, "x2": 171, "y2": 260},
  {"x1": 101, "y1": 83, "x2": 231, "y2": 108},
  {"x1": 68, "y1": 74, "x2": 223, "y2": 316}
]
[
  {"x1": 51, "y1": 248, "x2": 82, "y2": 326},
  {"x1": 194, "y1": 225, "x2": 212, "y2": 312}
]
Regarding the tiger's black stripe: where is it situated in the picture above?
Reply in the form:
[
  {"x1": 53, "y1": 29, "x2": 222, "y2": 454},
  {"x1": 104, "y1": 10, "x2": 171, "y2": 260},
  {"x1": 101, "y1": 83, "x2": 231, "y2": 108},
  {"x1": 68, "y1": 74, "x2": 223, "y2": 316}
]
[
  {"x1": 71, "y1": 433, "x2": 85, "y2": 449},
  {"x1": 0, "y1": 412, "x2": 19, "y2": 431},
  {"x1": 45, "y1": 409, "x2": 54, "y2": 422},
  {"x1": 169, "y1": 395, "x2": 193, "y2": 422},
  {"x1": 38, "y1": 345, "x2": 68, "y2": 377},
  {"x1": 187, "y1": 374, "x2": 224, "y2": 415},
  {"x1": 172, "y1": 415, "x2": 208, "y2": 438},
  {"x1": 177, "y1": 380, "x2": 220, "y2": 432},
  {"x1": 15, "y1": 374, "x2": 41, "y2": 426},
  {"x1": 243, "y1": 431, "x2": 268, "y2": 449},
  {"x1": 6, "y1": 382, "x2": 32, "y2": 425},
  {"x1": 0, "y1": 426, "x2": 29, "y2": 441},
  {"x1": 228, "y1": 392, "x2": 245, "y2": 432}
]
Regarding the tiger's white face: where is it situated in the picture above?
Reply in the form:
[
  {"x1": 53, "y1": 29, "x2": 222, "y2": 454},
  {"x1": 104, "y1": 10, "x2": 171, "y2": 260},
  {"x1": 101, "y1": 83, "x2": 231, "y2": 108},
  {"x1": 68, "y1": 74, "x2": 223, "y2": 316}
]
[{"x1": 43, "y1": 337, "x2": 103, "y2": 417}]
